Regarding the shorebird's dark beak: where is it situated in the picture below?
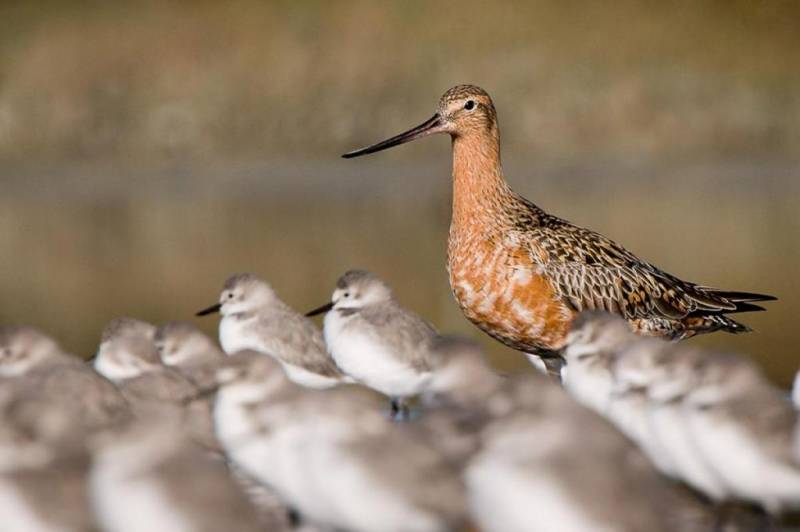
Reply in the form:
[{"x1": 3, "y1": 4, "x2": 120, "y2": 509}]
[
  {"x1": 195, "y1": 303, "x2": 222, "y2": 317},
  {"x1": 342, "y1": 114, "x2": 444, "y2": 158},
  {"x1": 305, "y1": 301, "x2": 334, "y2": 317}
]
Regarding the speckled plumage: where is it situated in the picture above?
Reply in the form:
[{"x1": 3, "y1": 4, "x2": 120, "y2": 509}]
[{"x1": 346, "y1": 85, "x2": 776, "y2": 356}]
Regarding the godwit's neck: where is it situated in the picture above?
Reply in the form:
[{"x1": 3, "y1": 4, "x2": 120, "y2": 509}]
[{"x1": 451, "y1": 131, "x2": 512, "y2": 227}]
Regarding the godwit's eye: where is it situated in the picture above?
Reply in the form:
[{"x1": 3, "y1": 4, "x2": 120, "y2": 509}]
[{"x1": 464, "y1": 100, "x2": 475, "y2": 110}]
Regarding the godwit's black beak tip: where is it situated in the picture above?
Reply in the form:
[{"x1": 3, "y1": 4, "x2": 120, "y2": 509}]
[{"x1": 340, "y1": 114, "x2": 443, "y2": 160}]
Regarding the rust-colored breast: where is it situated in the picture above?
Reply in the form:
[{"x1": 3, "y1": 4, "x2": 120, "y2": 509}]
[{"x1": 448, "y1": 233, "x2": 574, "y2": 353}]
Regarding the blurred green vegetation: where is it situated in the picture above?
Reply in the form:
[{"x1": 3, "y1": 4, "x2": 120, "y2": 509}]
[{"x1": 0, "y1": 1, "x2": 797, "y2": 384}]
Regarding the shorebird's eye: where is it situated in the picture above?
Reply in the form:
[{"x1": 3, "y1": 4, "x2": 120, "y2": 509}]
[
  {"x1": 343, "y1": 292, "x2": 350, "y2": 298},
  {"x1": 464, "y1": 100, "x2": 475, "y2": 110},
  {"x1": 228, "y1": 293, "x2": 233, "y2": 298}
]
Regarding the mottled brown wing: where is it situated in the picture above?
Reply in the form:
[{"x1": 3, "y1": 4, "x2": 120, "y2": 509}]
[
  {"x1": 544, "y1": 262, "x2": 697, "y2": 320},
  {"x1": 528, "y1": 220, "x2": 728, "y2": 321}
]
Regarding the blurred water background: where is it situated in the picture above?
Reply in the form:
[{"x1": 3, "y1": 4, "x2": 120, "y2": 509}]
[{"x1": 0, "y1": 1, "x2": 797, "y2": 383}]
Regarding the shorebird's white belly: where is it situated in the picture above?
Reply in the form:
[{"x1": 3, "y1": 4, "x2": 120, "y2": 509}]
[
  {"x1": 267, "y1": 422, "x2": 336, "y2": 524},
  {"x1": 94, "y1": 355, "x2": 140, "y2": 382},
  {"x1": 687, "y1": 410, "x2": 800, "y2": 512},
  {"x1": 91, "y1": 445, "x2": 194, "y2": 532},
  {"x1": 563, "y1": 365, "x2": 613, "y2": 416},
  {"x1": 92, "y1": 472, "x2": 193, "y2": 532},
  {"x1": 325, "y1": 318, "x2": 430, "y2": 398},
  {"x1": 0, "y1": 480, "x2": 64, "y2": 532},
  {"x1": 608, "y1": 394, "x2": 676, "y2": 476},
  {"x1": 213, "y1": 386, "x2": 277, "y2": 490},
  {"x1": 219, "y1": 316, "x2": 255, "y2": 355},
  {"x1": 281, "y1": 363, "x2": 340, "y2": 389},
  {"x1": 309, "y1": 440, "x2": 441, "y2": 532},
  {"x1": 647, "y1": 403, "x2": 724, "y2": 499},
  {"x1": 607, "y1": 394, "x2": 649, "y2": 445},
  {"x1": 467, "y1": 454, "x2": 610, "y2": 532}
]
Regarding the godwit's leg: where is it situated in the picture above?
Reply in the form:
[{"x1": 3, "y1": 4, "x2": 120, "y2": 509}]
[{"x1": 525, "y1": 353, "x2": 564, "y2": 382}]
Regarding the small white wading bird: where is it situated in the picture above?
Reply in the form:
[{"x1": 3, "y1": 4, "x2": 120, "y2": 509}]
[
  {"x1": 0, "y1": 393, "x2": 96, "y2": 532},
  {"x1": 0, "y1": 325, "x2": 81, "y2": 378},
  {"x1": 683, "y1": 352, "x2": 800, "y2": 517},
  {"x1": 154, "y1": 322, "x2": 230, "y2": 451},
  {"x1": 644, "y1": 347, "x2": 729, "y2": 502},
  {"x1": 561, "y1": 311, "x2": 636, "y2": 416},
  {"x1": 465, "y1": 371, "x2": 710, "y2": 532},
  {"x1": 417, "y1": 336, "x2": 505, "y2": 465},
  {"x1": 93, "y1": 317, "x2": 158, "y2": 381},
  {"x1": 153, "y1": 321, "x2": 292, "y2": 521},
  {"x1": 0, "y1": 325, "x2": 130, "y2": 433},
  {"x1": 213, "y1": 351, "x2": 467, "y2": 532},
  {"x1": 306, "y1": 269, "x2": 438, "y2": 419},
  {"x1": 90, "y1": 420, "x2": 275, "y2": 532},
  {"x1": 93, "y1": 318, "x2": 208, "y2": 441},
  {"x1": 563, "y1": 314, "x2": 677, "y2": 476},
  {"x1": 563, "y1": 312, "x2": 799, "y2": 526},
  {"x1": 197, "y1": 273, "x2": 346, "y2": 389},
  {"x1": 155, "y1": 321, "x2": 224, "y2": 383}
]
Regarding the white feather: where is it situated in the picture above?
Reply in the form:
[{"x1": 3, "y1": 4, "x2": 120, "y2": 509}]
[
  {"x1": 0, "y1": 479, "x2": 66, "y2": 532},
  {"x1": 325, "y1": 311, "x2": 430, "y2": 398}
]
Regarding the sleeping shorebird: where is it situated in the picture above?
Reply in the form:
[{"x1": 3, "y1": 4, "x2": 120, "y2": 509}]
[
  {"x1": 197, "y1": 273, "x2": 346, "y2": 389},
  {"x1": 93, "y1": 319, "x2": 210, "y2": 448},
  {"x1": 466, "y1": 372, "x2": 713, "y2": 532},
  {"x1": 607, "y1": 336, "x2": 682, "y2": 478},
  {"x1": 0, "y1": 394, "x2": 96, "y2": 532},
  {"x1": 93, "y1": 317, "x2": 159, "y2": 381},
  {"x1": 213, "y1": 351, "x2": 466, "y2": 532},
  {"x1": 683, "y1": 353, "x2": 800, "y2": 516},
  {"x1": 644, "y1": 346, "x2": 732, "y2": 502},
  {"x1": 0, "y1": 325, "x2": 130, "y2": 433},
  {"x1": 561, "y1": 311, "x2": 636, "y2": 415},
  {"x1": 305, "y1": 269, "x2": 438, "y2": 419},
  {"x1": 417, "y1": 336, "x2": 505, "y2": 465},
  {"x1": 90, "y1": 420, "x2": 275, "y2": 532},
  {"x1": 342, "y1": 84, "x2": 775, "y2": 372},
  {"x1": 155, "y1": 321, "x2": 224, "y2": 388}
]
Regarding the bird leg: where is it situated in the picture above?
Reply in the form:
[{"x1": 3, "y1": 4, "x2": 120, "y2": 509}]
[
  {"x1": 389, "y1": 398, "x2": 410, "y2": 422},
  {"x1": 541, "y1": 356, "x2": 565, "y2": 382},
  {"x1": 525, "y1": 352, "x2": 565, "y2": 383}
]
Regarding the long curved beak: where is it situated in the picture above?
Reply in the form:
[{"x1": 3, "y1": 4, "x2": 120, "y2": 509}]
[
  {"x1": 196, "y1": 303, "x2": 222, "y2": 317},
  {"x1": 305, "y1": 301, "x2": 334, "y2": 317},
  {"x1": 342, "y1": 114, "x2": 445, "y2": 158}
]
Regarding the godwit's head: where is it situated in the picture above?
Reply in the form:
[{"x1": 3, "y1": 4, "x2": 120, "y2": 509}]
[{"x1": 342, "y1": 84, "x2": 497, "y2": 158}]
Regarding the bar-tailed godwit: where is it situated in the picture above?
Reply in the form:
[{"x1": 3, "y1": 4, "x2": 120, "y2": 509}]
[{"x1": 343, "y1": 85, "x2": 775, "y2": 372}]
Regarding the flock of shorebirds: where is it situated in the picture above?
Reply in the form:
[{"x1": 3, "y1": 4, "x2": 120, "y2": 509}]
[{"x1": 1, "y1": 85, "x2": 790, "y2": 532}]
